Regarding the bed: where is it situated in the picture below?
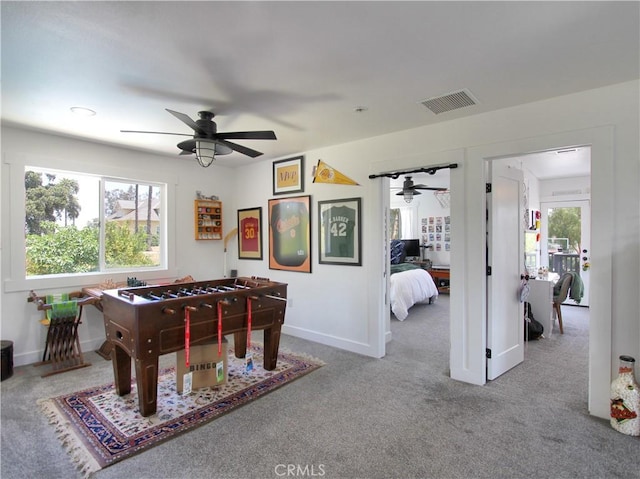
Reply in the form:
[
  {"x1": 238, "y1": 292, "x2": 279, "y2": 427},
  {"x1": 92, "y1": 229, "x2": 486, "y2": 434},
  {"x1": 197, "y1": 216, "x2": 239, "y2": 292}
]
[{"x1": 389, "y1": 262, "x2": 439, "y2": 321}]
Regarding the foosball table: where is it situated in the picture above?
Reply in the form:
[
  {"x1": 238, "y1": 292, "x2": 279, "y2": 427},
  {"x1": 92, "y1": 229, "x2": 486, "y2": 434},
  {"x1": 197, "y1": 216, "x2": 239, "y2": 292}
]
[{"x1": 101, "y1": 276, "x2": 287, "y2": 416}]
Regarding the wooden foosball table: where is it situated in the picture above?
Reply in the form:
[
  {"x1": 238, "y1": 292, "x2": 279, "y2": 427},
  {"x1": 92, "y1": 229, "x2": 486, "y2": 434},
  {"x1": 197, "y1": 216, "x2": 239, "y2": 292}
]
[{"x1": 100, "y1": 276, "x2": 287, "y2": 416}]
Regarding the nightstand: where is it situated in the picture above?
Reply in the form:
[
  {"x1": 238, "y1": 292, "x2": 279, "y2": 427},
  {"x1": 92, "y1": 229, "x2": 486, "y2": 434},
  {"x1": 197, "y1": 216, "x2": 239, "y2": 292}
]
[{"x1": 428, "y1": 267, "x2": 450, "y2": 294}]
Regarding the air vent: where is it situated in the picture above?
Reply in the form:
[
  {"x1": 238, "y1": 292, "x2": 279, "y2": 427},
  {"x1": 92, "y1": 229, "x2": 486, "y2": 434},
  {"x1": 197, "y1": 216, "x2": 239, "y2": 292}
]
[{"x1": 420, "y1": 89, "x2": 478, "y2": 115}]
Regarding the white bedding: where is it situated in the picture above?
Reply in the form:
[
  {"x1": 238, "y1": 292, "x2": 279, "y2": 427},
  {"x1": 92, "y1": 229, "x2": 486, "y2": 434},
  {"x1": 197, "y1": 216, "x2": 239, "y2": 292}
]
[{"x1": 390, "y1": 268, "x2": 439, "y2": 320}]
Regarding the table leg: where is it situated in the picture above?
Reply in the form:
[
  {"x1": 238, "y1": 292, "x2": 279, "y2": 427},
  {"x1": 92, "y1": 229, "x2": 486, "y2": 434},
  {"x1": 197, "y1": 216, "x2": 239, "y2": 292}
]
[
  {"x1": 234, "y1": 331, "x2": 247, "y2": 359},
  {"x1": 263, "y1": 326, "x2": 282, "y2": 370},
  {"x1": 111, "y1": 344, "x2": 132, "y2": 396},
  {"x1": 135, "y1": 357, "x2": 159, "y2": 417}
]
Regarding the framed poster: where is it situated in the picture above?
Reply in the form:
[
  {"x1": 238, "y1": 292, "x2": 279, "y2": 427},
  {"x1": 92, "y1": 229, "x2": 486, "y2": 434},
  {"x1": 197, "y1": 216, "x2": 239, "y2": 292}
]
[
  {"x1": 268, "y1": 195, "x2": 311, "y2": 273},
  {"x1": 318, "y1": 197, "x2": 362, "y2": 266},
  {"x1": 237, "y1": 207, "x2": 263, "y2": 260},
  {"x1": 273, "y1": 156, "x2": 304, "y2": 195}
]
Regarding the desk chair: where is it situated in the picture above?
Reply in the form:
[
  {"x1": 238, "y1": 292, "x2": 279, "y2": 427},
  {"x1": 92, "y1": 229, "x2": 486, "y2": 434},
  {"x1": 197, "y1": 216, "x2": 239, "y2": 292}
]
[{"x1": 552, "y1": 273, "x2": 573, "y2": 334}]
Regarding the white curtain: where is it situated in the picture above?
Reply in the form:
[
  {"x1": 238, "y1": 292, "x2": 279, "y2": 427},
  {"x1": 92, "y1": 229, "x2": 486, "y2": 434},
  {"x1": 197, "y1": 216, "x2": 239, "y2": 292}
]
[{"x1": 399, "y1": 205, "x2": 418, "y2": 239}]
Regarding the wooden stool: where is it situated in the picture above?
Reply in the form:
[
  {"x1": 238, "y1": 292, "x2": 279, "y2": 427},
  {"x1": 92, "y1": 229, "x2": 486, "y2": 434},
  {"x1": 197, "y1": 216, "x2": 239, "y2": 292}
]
[{"x1": 28, "y1": 291, "x2": 98, "y2": 377}]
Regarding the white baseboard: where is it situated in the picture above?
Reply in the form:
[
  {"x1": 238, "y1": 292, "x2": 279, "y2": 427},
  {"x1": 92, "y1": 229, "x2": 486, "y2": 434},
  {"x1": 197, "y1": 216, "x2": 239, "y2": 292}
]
[
  {"x1": 13, "y1": 338, "x2": 105, "y2": 368},
  {"x1": 281, "y1": 324, "x2": 383, "y2": 359}
]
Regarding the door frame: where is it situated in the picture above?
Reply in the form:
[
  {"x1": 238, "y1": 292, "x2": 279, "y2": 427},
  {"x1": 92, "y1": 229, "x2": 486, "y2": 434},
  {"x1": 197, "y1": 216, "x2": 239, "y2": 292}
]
[
  {"x1": 370, "y1": 148, "x2": 464, "y2": 358},
  {"x1": 460, "y1": 126, "x2": 612, "y2": 417}
]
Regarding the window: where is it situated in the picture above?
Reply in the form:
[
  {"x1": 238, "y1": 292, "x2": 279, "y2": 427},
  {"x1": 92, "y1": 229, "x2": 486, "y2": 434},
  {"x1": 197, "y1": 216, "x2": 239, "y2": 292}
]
[
  {"x1": 25, "y1": 167, "x2": 165, "y2": 277},
  {"x1": 389, "y1": 205, "x2": 418, "y2": 240},
  {"x1": 389, "y1": 208, "x2": 402, "y2": 240}
]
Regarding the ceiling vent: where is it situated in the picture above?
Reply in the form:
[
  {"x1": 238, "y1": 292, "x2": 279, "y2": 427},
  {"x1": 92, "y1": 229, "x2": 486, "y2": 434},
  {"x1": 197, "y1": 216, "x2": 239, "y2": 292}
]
[{"x1": 420, "y1": 89, "x2": 478, "y2": 115}]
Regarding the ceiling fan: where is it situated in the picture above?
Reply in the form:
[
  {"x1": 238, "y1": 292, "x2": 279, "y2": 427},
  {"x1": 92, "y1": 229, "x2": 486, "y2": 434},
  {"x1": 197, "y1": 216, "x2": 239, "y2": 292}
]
[
  {"x1": 121, "y1": 109, "x2": 277, "y2": 167},
  {"x1": 392, "y1": 176, "x2": 447, "y2": 202}
]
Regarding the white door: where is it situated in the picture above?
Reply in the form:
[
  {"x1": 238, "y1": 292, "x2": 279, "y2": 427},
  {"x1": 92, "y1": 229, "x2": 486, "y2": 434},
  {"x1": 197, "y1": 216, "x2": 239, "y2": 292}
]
[
  {"x1": 540, "y1": 200, "x2": 590, "y2": 306},
  {"x1": 486, "y1": 163, "x2": 525, "y2": 380}
]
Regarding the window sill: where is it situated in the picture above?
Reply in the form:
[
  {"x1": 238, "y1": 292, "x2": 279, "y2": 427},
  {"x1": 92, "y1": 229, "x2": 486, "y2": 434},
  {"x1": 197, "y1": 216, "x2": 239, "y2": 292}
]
[{"x1": 4, "y1": 268, "x2": 178, "y2": 294}]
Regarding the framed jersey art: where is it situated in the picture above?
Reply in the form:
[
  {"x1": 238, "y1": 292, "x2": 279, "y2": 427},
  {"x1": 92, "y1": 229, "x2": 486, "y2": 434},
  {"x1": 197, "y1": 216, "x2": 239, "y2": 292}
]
[
  {"x1": 268, "y1": 196, "x2": 312, "y2": 273},
  {"x1": 237, "y1": 207, "x2": 263, "y2": 260},
  {"x1": 318, "y1": 197, "x2": 362, "y2": 266}
]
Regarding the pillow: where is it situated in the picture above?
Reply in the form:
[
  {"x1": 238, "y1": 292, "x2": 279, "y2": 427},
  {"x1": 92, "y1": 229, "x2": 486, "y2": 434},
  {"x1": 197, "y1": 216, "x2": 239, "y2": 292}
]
[{"x1": 390, "y1": 240, "x2": 406, "y2": 264}]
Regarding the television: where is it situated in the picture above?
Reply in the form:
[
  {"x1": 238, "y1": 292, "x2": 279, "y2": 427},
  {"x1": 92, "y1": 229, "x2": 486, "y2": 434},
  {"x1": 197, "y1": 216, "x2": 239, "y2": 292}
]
[{"x1": 401, "y1": 239, "x2": 421, "y2": 259}]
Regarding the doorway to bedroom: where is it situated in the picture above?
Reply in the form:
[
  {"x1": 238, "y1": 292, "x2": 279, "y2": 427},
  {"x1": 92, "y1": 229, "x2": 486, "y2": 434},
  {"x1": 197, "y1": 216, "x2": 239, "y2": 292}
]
[
  {"x1": 388, "y1": 169, "x2": 451, "y2": 323},
  {"x1": 385, "y1": 167, "x2": 452, "y2": 388}
]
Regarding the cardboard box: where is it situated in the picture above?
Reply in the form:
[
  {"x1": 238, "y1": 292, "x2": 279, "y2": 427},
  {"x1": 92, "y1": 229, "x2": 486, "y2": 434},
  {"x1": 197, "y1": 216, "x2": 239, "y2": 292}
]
[{"x1": 176, "y1": 338, "x2": 228, "y2": 393}]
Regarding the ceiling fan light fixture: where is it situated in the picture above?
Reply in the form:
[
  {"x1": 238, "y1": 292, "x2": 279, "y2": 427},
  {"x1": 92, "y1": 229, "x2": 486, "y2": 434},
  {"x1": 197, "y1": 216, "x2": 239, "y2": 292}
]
[
  {"x1": 194, "y1": 139, "x2": 232, "y2": 168},
  {"x1": 403, "y1": 189, "x2": 421, "y2": 203},
  {"x1": 195, "y1": 139, "x2": 216, "y2": 167}
]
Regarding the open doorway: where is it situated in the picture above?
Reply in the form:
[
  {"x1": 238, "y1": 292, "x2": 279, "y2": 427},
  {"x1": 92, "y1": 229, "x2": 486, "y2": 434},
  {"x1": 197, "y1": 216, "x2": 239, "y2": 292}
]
[
  {"x1": 492, "y1": 146, "x2": 591, "y2": 354},
  {"x1": 386, "y1": 169, "x2": 451, "y2": 347}
]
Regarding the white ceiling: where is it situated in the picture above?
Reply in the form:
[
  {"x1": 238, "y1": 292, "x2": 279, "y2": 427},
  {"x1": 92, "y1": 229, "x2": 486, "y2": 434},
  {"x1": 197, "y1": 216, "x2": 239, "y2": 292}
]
[
  {"x1": 2, "y1": 2, "x2": 638, "y2": 175},
  {"x1": 503, "y1": 147, "x2": 592, "y2": 180}
]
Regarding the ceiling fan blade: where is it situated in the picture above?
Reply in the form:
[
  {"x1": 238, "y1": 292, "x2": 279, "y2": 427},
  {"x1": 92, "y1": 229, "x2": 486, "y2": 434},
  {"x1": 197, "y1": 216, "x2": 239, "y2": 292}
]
[
  {"x1": 121, "y1": 130, "x2": 192, "y2": 136},
  {"x1": 216, "y1": 139, "x2": 263, "y2": 158},
  {"x1": 215, "y1": 131, "x2": 277, "y2": 140},
  {"x1": 179, "y1": 149, "x2": 193, "y2": 156},
  {"x1": 165, "y1": 108, "x2": 206, "y2": 135},
  {"x1": 413, "y1": 186, "x2": 448, "y2": 191}
]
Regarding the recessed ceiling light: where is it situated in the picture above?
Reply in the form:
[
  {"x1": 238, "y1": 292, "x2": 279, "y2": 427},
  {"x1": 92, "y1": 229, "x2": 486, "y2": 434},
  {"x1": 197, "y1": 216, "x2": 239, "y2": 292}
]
[{"x1": 70, "y1": 107, "x2": 96, "y2": 116}]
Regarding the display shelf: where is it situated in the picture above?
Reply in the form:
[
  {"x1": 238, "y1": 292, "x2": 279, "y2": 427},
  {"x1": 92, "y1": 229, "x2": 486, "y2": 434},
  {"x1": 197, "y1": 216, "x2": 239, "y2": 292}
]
[{"x1": 195, "y1": 199, "x2": 222, "y2": 240}]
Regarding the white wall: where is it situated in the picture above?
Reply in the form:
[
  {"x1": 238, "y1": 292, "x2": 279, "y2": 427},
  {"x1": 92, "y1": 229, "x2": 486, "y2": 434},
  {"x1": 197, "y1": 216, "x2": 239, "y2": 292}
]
[
  {"x1": 231, "y1": 154, "x2": 380, "y2": 355},
  {"x1": 2, "y1": 80, "x2": 638, "y2": 420},
  {"x1": 540, "y1": 176, "x2": 590, "y2": 199}
]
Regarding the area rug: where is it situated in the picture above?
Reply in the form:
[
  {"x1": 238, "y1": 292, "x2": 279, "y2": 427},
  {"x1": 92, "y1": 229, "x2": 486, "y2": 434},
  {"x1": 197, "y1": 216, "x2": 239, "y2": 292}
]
[{"x1": 38, "y1": 343, "x2": 324, "y2": 478}]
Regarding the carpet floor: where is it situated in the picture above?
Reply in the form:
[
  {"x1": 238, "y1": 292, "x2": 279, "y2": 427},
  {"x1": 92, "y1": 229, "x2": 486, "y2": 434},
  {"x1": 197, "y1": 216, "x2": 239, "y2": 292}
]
[
  {"x1": 2, "y1": 296, "x2": 639, "y2": 479},
  {"x1": 37, "y1": 343, "x2": 324, "y2": 477}
]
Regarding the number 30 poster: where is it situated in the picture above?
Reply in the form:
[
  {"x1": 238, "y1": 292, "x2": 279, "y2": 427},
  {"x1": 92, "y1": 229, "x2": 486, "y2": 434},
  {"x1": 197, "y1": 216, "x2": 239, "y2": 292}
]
[{"x1": 237, "y1": 207, "x2": 263, "y2": 260}]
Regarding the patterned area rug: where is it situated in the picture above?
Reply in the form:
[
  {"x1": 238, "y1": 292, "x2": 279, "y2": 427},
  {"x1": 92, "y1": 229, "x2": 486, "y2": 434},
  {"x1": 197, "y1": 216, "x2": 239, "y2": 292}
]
[{"x1": 39, "y1": 344, "x2": 324, "y2": 477}]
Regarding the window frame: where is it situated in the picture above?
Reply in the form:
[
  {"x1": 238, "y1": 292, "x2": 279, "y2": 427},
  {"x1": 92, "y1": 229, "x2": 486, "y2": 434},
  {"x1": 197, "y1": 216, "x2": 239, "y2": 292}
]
[{"x1": 4, "y1": 153, "x2": 177, "y2": 293}]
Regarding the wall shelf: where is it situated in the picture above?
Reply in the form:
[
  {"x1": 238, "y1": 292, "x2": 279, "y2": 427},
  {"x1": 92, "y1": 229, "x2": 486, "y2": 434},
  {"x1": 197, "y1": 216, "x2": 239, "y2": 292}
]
[{"x1": 195, "y1": 199, "x2": 222, "y2": 240}]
